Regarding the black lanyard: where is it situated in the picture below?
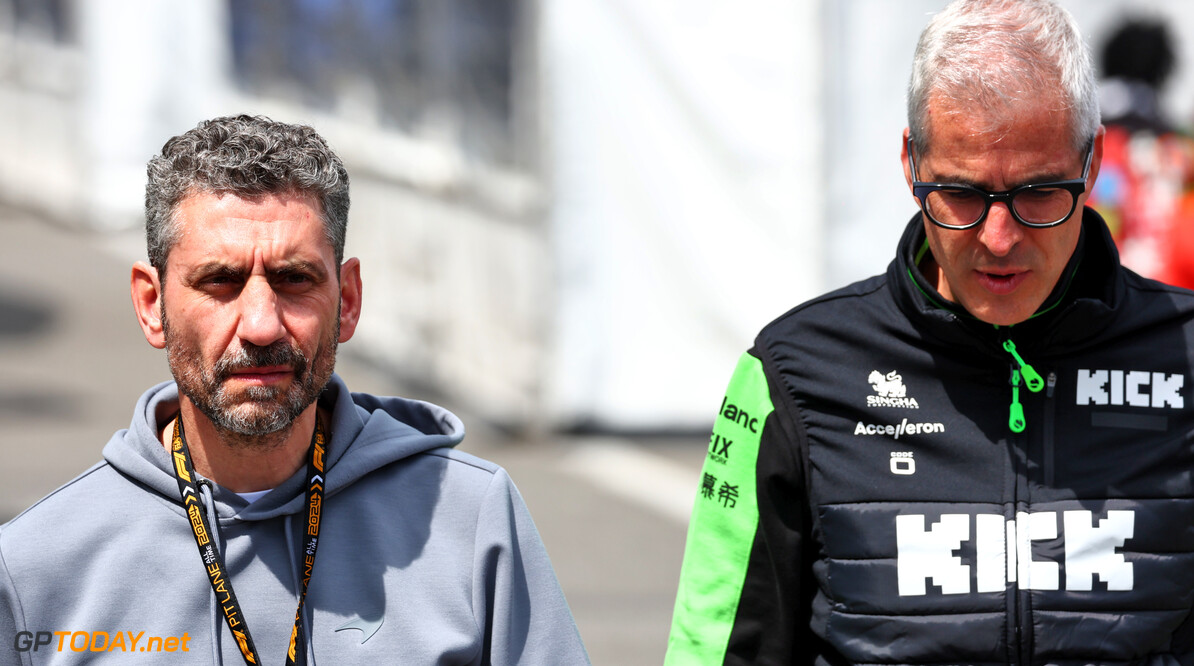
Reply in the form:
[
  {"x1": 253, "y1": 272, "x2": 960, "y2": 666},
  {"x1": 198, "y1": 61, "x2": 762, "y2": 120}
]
[{"x1": 170, "y1": 415, "x2": 327, "y2": 666}]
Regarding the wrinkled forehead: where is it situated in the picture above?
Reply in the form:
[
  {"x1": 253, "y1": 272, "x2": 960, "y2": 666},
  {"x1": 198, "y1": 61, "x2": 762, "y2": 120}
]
[
  {"x1": 169, "y1": 187, "x2": 326, "y2": 234},
  {"x1": 918, "y1": 90, "x2": 1072, "y2": 156},
  {"x1": 168, "y1": 191, "x2": 335, "y2": 265}
]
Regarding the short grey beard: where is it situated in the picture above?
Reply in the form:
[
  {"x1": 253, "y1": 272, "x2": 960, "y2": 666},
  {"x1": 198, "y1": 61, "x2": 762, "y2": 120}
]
[
  {"x1": 193, "y1": 367, "x2": 311, "y2": 438},
  {"x1": 163, "y1": 311, "x2": 337, "y2": 446}
]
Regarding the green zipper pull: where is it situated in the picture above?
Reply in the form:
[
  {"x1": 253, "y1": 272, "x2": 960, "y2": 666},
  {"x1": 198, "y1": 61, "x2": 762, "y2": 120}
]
[
  {"x1": 1002, "y1": 340, "x2": 1044, "y2": 392},
  {"x1": 1009, "y1": 369, "x2": 1026, "y2": 433}
]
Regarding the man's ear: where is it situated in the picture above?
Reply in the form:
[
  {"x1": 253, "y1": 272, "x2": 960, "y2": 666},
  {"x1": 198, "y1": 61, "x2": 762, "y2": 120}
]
[
  {"x1": 1089, "y1": 124, "x2": 1106, "y2": 187},
  {"x1": 337, "y1": 257, "x2": 363, "y2": 343},
  {"x1": 131, "y1": 261, "x2": 166, "y2": 349},
  {"x1": 901, "y1": 127, "x2": 916, "y2": 194}
]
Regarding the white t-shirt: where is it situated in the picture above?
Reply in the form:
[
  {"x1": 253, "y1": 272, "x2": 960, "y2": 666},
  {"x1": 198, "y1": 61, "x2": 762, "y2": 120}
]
[{"x1": 235, "y1": 489, "x2": 272, "y2": 504}]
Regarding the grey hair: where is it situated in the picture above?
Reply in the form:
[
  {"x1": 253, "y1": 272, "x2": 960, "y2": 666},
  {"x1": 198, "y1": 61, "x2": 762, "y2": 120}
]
[
  {"x1": 144, "y1": 115, "x2": 350, "y2": 275},
  {"x1": 907, "y1": 0, "x2": 1099, "y2": 154}
]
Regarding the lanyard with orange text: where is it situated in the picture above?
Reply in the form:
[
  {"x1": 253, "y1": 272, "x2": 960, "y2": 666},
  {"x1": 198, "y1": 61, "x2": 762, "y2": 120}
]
[{"x1": 170, "y1": 416, "x2": 327, "y2": 666}]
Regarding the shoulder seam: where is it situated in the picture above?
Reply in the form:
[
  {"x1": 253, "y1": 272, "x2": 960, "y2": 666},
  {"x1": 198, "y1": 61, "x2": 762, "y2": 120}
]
[
  {"x1": 3, "y1": 461, "x2": 113, "y2": 526},
  {"x1": 749, "y1": 345, "x2": 812, "y2": 493},
  {"x1": 764, "y1": 275, "x2": 889, "y2": 329},
  {"x1": 419, "y1": 447, "x2": 501, "y2": 476}
]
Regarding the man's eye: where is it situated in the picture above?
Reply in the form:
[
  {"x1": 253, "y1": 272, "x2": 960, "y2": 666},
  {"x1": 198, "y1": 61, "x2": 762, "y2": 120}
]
[
  {"x1": 938, "y1": 189, "x2": 980, "y2": 203},
  {"x1": 1017, "y1": 187, "x2": 1062, "y2": 201},
  {"x1": 279, "y1": 273, "x2": 313, "y2": 287},
  {"x1": 203, "y1": 275, "x2": 238, "y2": 287}
]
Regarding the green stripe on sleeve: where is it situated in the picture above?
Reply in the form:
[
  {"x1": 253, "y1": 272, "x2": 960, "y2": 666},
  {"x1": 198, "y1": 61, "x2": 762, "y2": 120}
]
[{"x1": 665, "y1": 352, "x2": 774, "y2": 665}]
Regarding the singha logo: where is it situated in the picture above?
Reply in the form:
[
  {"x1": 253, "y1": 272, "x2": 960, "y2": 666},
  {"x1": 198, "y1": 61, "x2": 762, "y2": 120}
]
[
  {"x1": 869, "y1": 370, "x2": 907, "y2": 398},
  {"x1": 867, "y1": 370, "x2": 919, "y2": 409}
]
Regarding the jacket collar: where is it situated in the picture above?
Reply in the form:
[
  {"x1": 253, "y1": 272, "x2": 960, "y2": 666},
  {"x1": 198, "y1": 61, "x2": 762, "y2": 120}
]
[{"x1": 887, "y1": 207, "x2": 1124, "y2": 355}]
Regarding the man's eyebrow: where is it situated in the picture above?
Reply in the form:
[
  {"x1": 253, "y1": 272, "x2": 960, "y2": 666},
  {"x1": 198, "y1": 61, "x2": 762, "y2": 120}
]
[
  {"x1": 183, "y1": 262, "x2": 245, "y2": 284},
  {"x1": 929, "y1": 169, "x2": 1072, "y2": 190},
  {"x1": 269, "y1": 260, "x2": 329, "y2": 280},
  {"x1": 182, "y1": 260, "x2": 329, "y2": 283}
]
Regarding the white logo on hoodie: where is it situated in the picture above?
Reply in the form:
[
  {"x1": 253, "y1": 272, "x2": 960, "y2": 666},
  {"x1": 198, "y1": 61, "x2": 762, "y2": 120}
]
[
  {"x1": 1076, "y1": 369, "x2": 1184, "y2": 408},
  {"x1": 867, "y1": 370, "x2": 920, "y2": 409}
]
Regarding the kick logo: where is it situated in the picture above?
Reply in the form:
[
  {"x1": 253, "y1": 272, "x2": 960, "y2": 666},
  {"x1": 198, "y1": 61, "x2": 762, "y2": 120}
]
[
  {"x1": 896, "y1": 510, "x2": 1134, "y2": 596},
  {"x1": 1075, "y1": 369, "x2": 1185, "y2": 408},
  {"x1": 867, "y1": 370, "x2": 920, "y2": 409}
]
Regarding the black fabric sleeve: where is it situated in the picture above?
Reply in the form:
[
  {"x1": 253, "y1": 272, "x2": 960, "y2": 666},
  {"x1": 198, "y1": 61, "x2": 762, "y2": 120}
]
[{"x1": 722, "y1": 344, "x2": 825, "y2": 664}]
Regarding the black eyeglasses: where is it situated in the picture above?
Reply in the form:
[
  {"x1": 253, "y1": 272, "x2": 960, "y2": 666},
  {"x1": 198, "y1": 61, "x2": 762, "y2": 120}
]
[{"x1": 907, "y1": 137, "x2": 1094, "y2": 230}]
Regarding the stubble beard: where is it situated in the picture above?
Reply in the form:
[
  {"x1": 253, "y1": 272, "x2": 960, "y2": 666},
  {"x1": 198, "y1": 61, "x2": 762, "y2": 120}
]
[{"x1": 162, "y1": 309, "x2": 338, "y2": 446}]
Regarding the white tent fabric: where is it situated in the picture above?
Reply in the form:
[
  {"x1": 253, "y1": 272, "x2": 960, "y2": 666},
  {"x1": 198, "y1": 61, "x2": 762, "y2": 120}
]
[{"x1": 544, "y1": 0, "x2": 822, "y2": 429}]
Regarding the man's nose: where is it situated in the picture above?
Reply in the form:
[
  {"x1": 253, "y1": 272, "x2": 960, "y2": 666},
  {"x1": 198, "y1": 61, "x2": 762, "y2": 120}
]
[
  {"x1": 977, "y1": 202, "x2": 1023, "y2": 256},
  {"x1": 236, "y1": 277, "x2": 286, "y2": 347}
]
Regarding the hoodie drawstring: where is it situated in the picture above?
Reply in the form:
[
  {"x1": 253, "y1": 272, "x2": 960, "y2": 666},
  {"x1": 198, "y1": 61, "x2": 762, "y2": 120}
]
[
  {"x1": 199, "y1": 480, "x2": 226, "y2": 666},
  {"x1": 1002, "y1": 340, "x2": 1043, "y2": 433}
]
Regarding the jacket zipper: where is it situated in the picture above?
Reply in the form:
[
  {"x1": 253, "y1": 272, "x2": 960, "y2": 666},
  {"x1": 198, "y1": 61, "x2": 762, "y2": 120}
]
[
  {"x1": 1043, "y1": 371, "x2": 1057, "y2": 487},
  {"x1": 1002, "y1": 340, "x2": 1044, "y2": 432},
  {"x1": 1001, "y1": 338, "x2": 1045, "y2": 663},
  {"x1": 1003, "y1": 364, "x2": 1025, "y2": 663},
  {"x1": 1009, "y1": 369, "x2": 1026, "y2": 433}
]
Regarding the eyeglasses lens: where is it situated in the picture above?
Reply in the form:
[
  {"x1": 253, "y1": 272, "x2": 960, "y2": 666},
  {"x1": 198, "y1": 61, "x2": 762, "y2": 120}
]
[
  {"x1": 924, "y1": 188, "x2": 1075, "y2": 227},
  {"x1": 1011, "y1": 188, "x2": 1073, "y2": 224},
  {"x1": 925, "y1": 190, "x2": 984, "y2": 227}
]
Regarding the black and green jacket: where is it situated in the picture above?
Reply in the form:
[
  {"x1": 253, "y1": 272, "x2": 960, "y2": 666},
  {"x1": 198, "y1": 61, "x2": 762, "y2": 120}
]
[{"x1": 667, "y1": 210, "x2": 1194, "y2": 665}]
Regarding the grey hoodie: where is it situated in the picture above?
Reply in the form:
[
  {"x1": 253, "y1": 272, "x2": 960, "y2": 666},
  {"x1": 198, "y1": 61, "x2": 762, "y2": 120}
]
[{"x1": 0, "y1": 375, "x2": 589, "y2": 665}]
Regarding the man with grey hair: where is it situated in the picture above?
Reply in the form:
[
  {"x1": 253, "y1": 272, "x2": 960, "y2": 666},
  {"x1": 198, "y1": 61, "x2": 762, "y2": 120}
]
[
  {"x1": 0, "y1": 115, "x2": 588, "y2": 665},
  {"x1": 667, "y1": 0, "x2": 1194, "y2": 662}
]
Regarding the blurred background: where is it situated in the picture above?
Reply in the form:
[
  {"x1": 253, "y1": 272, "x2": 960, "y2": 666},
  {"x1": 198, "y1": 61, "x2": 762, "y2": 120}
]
[{"x1": 5, "y1": 0, "x2": 1194, "y2": 663}]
